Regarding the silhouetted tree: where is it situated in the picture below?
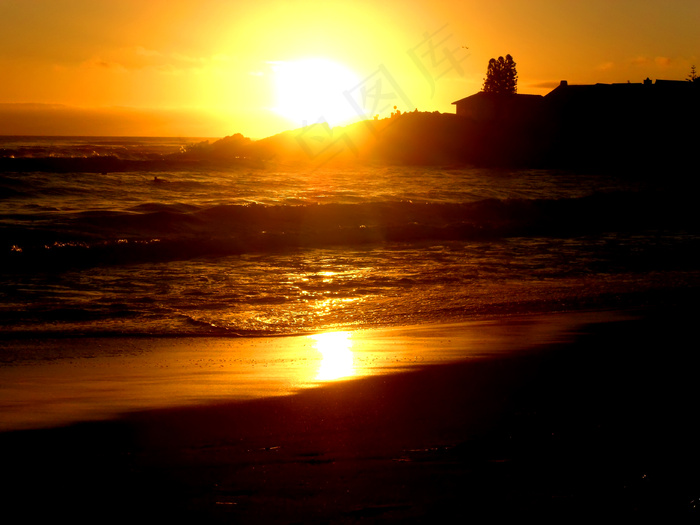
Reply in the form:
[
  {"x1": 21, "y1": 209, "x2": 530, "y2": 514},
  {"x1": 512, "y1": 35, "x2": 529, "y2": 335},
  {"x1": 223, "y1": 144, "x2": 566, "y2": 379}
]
[
  {"x1": 483, "y1": 55, "x2": 518, "y2": 94},
  {"x1": 688, "y1": 64, "x2": 698, "y2": 83}
]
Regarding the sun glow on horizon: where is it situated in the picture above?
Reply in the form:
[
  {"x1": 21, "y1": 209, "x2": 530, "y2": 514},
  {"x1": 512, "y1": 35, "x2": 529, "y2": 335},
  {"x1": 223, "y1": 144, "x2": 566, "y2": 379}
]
[
  {"x1": 1, "y1": 1, "x2": 698, "y2": 137},
  {"x1": 272, "y1": 58, "x2": 364, "y2": 128}
]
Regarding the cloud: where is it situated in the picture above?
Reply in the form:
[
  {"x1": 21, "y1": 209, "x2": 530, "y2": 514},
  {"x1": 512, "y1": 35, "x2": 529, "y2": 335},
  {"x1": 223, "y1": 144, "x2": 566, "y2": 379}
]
[
  {"x1": 631, "y1": 56, "x2": 650, "y2": 67},
  {"x1": 597, "y1": 62, "x2": 615, "y2": 71},
  {"x1": 80, "y1": 57, "x2": 128, "y2": 72},
  {"x1": 631, "y1": 56, "x2": 672, "y2": 68},
  {"x1": 77, "y1": 47, "x2": 233, "y2": 74},
  {"x1": 0, "y1": 103, "x2": 233, "y2": 136},
  {"x1": 135, "y1": 47, "x2": 162, "y2": 59}
]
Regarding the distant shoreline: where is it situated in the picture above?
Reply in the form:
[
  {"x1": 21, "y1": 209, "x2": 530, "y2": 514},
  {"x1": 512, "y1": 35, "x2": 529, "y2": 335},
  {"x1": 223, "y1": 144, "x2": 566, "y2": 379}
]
[{"x1": 2, "y1": 108, "x2": 697, "y2": 171}]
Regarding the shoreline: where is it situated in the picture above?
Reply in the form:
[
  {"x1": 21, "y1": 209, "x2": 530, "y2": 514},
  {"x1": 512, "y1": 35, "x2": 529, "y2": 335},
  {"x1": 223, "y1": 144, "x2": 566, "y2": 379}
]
[
  {"x1": 2, "y1": 306, "x2": 699, "y2": 521},
  {"x1": 1, "y1": 309, "x2": 630, "y2": 433}
]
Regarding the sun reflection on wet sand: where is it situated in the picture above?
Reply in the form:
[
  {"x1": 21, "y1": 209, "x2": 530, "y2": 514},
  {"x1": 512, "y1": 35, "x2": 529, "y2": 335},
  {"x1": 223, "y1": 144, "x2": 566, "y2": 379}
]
[
  {"x1": 310, "y1": 331, "x2": 355, "y2": 381},
  {"x1": 0, "y1": 312, "x2": 620, "y2": 432}
]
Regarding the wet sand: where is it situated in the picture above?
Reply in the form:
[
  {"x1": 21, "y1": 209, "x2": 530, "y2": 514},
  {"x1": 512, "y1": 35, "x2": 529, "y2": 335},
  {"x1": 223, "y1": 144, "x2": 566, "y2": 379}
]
[
  {"x1": 0, "y1": 312, "x2": 604, "y2": 432},
  {"x1": 2, "y1": 308, "x2": 699, "y2": 522}
]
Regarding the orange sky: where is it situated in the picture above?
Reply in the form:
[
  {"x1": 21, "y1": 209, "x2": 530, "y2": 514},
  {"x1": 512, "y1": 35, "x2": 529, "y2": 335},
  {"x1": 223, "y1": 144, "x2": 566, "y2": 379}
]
[{"x1": 0, "y1": 0, "x2": 697, "y2": 138}]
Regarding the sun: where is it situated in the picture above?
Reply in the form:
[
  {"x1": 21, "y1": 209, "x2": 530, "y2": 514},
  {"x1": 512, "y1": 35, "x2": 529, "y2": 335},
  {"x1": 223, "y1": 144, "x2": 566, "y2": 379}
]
[{"x1": 272, "y1": 58, "x2": 362, "y2": 128}]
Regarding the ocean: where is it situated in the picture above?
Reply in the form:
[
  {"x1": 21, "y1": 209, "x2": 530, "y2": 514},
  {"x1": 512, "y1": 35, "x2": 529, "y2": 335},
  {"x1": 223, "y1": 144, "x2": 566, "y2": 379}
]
[{"x1": 1, "y1": 136, "x2": 699, "y2": 355}]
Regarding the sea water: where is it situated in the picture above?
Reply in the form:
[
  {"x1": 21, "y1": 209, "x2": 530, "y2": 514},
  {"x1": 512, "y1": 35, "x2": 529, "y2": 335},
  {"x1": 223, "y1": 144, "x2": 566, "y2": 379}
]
[{"x1": 1, "y1": 137, "x2": 699, "y2": 352}]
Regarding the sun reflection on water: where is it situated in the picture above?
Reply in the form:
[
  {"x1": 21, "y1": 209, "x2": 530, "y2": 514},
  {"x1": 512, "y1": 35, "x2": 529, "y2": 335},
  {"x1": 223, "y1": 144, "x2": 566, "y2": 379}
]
[{"x1": 310, "y1": 331, "x2": 355, "y2": 381}]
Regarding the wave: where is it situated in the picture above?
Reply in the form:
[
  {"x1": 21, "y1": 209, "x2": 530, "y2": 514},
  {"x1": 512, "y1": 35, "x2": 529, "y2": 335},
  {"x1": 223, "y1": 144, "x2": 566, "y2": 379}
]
[
  {"x1": 0, "y1": 155, "x2": 262, "y2": 174},
  {"x1": 0, "y1": 136, "x2": 213, "y2": 161},
  {"x1": 2, "y1": 190, "x2": 696, "y2": 272}
]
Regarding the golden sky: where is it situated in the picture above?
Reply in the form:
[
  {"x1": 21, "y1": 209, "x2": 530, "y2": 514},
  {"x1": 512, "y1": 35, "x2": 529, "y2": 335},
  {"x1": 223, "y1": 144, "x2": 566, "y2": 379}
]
[{"x1": 0, "y1": 0, "x2": 697, "y2": 137}]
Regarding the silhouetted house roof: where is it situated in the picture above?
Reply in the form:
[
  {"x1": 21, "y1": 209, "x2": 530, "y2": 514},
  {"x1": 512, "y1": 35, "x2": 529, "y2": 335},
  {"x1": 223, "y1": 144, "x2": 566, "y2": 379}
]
[
  {"x1": 451, "y1": 92, "x2": 543, "y2": 121},
  {"x1": 545, "y1": 78, "x2": 699, "y2": 99},
  {"x1": 449, "y1": 78, "x2": 697, "y2": 168},
  {"x1": 543, "y1": 78, "x2": 699, "y2": 123},
  {"x1": 454, "y1": 79, "x2": 697, "y2": 122},
  {"x1": 545, "y1": 79, "x2": 681, "y2": 99}
]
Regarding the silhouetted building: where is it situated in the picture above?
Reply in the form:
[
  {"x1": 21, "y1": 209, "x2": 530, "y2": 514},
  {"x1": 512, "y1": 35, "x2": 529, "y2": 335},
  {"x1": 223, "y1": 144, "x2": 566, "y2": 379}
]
[
  {"x1": 542, "y1": 78, "x2": 698, "y2": 117},
  {"x1": 455, "y1": 78, "x2": 698, "y2": 120},
  {"x1": 452, "y1": 92, "x2": 543, "y2": 122},
  {"x1": 451, "y1": 77, "x2": 698, "y2": 168}
]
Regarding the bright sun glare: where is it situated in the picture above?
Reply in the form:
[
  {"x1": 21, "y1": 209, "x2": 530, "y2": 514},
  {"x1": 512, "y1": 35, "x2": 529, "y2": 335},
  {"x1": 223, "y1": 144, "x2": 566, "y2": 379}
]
[
  {"x1": 311, "y1": 331, "x2": 355, "y2": 381},
  {"x1": 272, "y1": 58, "x2": 362, "y2": 128}
]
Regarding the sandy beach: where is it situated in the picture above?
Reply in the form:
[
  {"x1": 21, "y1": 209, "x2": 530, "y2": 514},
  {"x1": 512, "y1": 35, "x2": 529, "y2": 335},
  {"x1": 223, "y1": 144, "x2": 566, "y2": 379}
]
[
  {"x1": 0, "y1": 311, "x2": 608, "y2": 432},
  {"x1": 2, "y1": 308, "x2": 699, "y2": 522}
]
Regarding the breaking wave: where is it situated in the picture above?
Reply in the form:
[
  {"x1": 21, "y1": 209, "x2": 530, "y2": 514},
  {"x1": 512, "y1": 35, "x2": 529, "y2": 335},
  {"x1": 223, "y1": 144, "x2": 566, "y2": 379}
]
[{"x1": 2, "y1": 190, "x2": 695, "y2": 272}]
